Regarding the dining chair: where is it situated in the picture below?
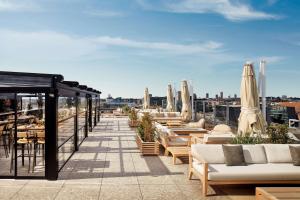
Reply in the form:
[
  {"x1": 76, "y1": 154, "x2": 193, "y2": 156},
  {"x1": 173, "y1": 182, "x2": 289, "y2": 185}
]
[
  {"x1": 10, "y1": 131, "x2": 33, "y2": 173},
  {"x1": 32, "y1": 131, "x2": 45, "y2": 172},
  {"x1": 0, "y1": 124, "x2": 9, "y2": 158}
]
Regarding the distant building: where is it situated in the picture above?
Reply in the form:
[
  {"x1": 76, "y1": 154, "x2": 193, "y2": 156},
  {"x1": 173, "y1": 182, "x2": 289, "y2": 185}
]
[
  {"x1": 177, "y1": 91, "x2": 182, "y2": 101},
  {"x1": 150, "y1": 96, "x2": 166, "y2": 107},
  {"x1": 220, "y1": 92, "x2": 223, "y2": 100},
  {"x1": 282, "y1": 95, "x2": 288, "y2": 100},
  {"x1": 234, "y1": 94, "x2": 237, "y2": 99},
  {"x1": 215, "y1": 94, "x2": 219, "y2": 100},
  {"x1": 193, "y1": 93, "x2": 197, "y2": 100},
  {"x1": 106, "y1": 94, "x2": 113, "y2": 103},
  {"x1": 206, "y1": 93, "x2": 209, "y2": 99}
]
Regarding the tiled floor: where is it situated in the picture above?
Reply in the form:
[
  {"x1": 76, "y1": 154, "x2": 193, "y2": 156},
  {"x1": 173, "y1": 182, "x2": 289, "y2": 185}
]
[{"x1": 0, "y1": 117, "x2": 255, "y2": 200}]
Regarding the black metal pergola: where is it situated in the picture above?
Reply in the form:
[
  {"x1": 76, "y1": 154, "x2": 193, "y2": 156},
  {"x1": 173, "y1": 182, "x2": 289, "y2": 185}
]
[{"x1": 0, "y1": 71, "x2": 101, "y2": 180}]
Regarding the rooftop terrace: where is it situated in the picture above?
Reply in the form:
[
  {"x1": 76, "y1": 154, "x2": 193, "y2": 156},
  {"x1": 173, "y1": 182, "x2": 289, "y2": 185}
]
[{"x1": 0, "y1": 117, "x2": 255, "y2": 200}]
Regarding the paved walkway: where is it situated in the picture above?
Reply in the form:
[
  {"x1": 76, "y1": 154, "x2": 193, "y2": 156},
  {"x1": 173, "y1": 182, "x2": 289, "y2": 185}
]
[{"x1": 0, "y1": 118, "x2": 254, "y2": 200}]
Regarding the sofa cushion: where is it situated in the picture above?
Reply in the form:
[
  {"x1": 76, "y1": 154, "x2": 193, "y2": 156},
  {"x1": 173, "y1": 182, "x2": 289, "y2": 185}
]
[
  {"x1": 222, "y1": 145, "x2": 247, "y2": 166},
  {"x1": 243, "y1": 145, "x2": 267, "y2": 164},
  {"x1": 155, "y1": 113, "x2": 164, "y2": 117},
  {"x1": 167, "y1": 113, "x2": 176, "y2": 117},
  {"x1": 212, "y1": 124, "x2": 232, "y2": 133},
  {"x1": 192, "y1": 162, "x2": 300, "y2": 181},
  {"x1": 289, "y1": 146, "x2": 300, "y2": 166},
  {"x1": 264, "y1": 144, "x2": 293, "y2": 163},
  {"x1": 203, "y1": 134, "x2": 235, "y2": 144},
  {"x1": 191, "y1": 144, "x2": 225, "y2": 164}
]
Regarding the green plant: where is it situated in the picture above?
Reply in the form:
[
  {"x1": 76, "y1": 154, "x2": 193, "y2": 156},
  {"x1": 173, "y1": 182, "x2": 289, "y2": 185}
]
[
  {"x1": 137, "y1": 113, "x2": 156, "y2": 142},
  {"x1": 129, "y1": 109, "x2": 138, "y2": 122},
  {"x1": 266, "y1": 124, "x2": 292, "y2": 144},
  {"x1": 122, "y1": 105, "x2": 130, "y2": 114},
  {"x1": 231, "y1": 134, "x2": 264, "y2": 144}
]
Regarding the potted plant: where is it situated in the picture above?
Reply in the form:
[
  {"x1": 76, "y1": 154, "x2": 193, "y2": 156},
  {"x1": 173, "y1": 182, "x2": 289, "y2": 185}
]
[
  {"x1": 136, "y1": 113, "x2": 159, "y2": 155},
  {"x1": 128, "y1": 108, "x2": 139, "y2": 127},
  {"x1": 266, "y1": 124, "x2": 293, "y2": 144},
  {"x1": 122, "y1": 105, "x2": 130, "y2": 115}
]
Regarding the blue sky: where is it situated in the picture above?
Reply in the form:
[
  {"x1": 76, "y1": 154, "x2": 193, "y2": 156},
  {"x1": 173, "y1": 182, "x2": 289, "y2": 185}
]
[{"x1": 0, "y1": 0, "x2": 299, "y2": 98}]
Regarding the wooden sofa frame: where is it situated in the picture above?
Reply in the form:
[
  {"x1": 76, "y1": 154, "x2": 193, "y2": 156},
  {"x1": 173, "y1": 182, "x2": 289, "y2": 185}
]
[
  {"x1": 188, "y1": 152, "x2": 300, "y2": 196},
  {"x1": 161, "y1": 135, "x2": 191, "y2": 156}
]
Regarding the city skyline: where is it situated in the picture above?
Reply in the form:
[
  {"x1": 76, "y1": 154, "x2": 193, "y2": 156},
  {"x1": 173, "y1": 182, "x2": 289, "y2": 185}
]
[{"x1": 1, "y1": 0, "x2": 300, "y2": 98}]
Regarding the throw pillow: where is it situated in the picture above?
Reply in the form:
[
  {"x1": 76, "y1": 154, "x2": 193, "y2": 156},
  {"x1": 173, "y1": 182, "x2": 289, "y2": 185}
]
[{"x1": 222, "y1": 145, "x2": 247, "y2": 166}]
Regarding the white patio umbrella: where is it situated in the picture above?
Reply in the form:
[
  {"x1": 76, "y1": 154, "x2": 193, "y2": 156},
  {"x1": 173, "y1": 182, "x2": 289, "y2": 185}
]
[
  {"x1": 166, "y1": 84, "x2": 175, "y2": 112},
  {"x1": 238, "y1": 63, "x2": 266, "y2": 135},
  {"x1": 143, "y1": 87, "x2": 150, "y2": 109},
  {"x1": 181, "y1": 80, "x2": 192, "y2": 122}
]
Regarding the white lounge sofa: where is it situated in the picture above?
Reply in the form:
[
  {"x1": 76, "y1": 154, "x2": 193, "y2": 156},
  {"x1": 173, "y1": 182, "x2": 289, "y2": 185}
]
[{"x1": 189, "y1": 144, "x2": 300, "y2": 196}]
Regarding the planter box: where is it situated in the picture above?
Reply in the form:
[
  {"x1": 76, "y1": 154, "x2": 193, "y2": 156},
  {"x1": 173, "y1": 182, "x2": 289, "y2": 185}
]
[{"x1": 136, "y1": 134, "x2": 159, "y2": 155}]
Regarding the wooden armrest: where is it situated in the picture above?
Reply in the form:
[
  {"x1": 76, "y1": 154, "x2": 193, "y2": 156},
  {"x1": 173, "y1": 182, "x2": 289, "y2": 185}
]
[
  {"x1": 189, "y1": 151, "x2": 208, "y2": 164},
  {"x1": 168, "y1": 135, "x2": 191, "y2": 139}
]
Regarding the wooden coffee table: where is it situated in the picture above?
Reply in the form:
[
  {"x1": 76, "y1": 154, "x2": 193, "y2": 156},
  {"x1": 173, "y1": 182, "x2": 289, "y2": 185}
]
[
  {"x1": 166, "y1": 146, "x2": 190, "y2": 165},
  {"x1": 256, "y1": 187, "x2": 300, "y2": 200}
]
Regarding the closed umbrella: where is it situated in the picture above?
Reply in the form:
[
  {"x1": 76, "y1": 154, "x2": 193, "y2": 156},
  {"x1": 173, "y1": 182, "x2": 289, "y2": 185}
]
[
  {"x1": 238, "y1": 63, "x2": 266, "y2": 135},
  {"x1": 143, "y1": 87, "x2": 150, "y2": 109},
  {"x1": 166, "y1": 84, "x2": 175, "y2": 112},
  {"x1": 181, "y1": 80, "x2": 192, "y2": 122}
]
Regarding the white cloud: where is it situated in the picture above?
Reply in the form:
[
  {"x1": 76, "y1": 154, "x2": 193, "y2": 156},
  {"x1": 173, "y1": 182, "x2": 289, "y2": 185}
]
[
  {"x1": 137, "y1": 0, "x2": 280, "y2": 21},
  {"x1": 84, "y1": 10, "x2": 124, "y2": 18},
  {"x1": 94, "y1": 36, "x2": 223, "y2": 54},
  {"x1": 0, "y1": 29, "x2": 224, "y2": 67},
  {"x1": 0, "y1": 30, "x2": 100, "y2": 62},
  {"x1": 0, "y1": 0, "x2": 40, "y2": 12}
]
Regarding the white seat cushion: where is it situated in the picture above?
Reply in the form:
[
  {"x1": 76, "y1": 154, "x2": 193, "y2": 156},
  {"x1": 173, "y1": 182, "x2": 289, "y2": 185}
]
[
  {"x1": 191, "y1": 144, "x2": 225, "y2": 164},
  {"x1": 192, "y1": 162, "x2": 300, "y2": 181},
  {"x1": 243, "y1": 145, "x2": 267, "y2": 164}
]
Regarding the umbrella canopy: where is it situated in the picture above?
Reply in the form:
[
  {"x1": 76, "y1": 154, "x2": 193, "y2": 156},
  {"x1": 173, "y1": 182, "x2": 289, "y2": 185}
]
[
  {"x1": 166, "y1": 84, "x2": 175, "y2": 112},
  {"x1": 181, "y1": 80, "x2": 192, "y2": 122},
  {"x1": 238, "y1": 63, "x2": 266, "y2": 135},
  {"x1": 143, "y1": 87, "x2": 150, "y2": 109}
]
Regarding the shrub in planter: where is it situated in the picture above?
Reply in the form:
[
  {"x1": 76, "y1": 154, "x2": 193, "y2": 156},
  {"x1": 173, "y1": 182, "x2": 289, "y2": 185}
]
[
  {"x1": 266, "y1": 124, "x2": 293, "y2": 144},
  {"x1": 122, "y1": 105, "x2": 130, "y2": 115},
  {"x1": 136, "y1": 113, "x2": 159, "y2": 155},
  {"x1": 231, "y1": 124, "x2": 295, "y2": 144},
  {"x1": 128, "y1": 108, "x2": 139, "y2": 127},
  {"x1": 231, "y1": 134, "x2": 264, "y2": 144}
]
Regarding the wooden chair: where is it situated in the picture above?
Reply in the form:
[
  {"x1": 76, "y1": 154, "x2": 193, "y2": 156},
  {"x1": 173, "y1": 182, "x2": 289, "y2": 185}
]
[
  {"x1": 0, "y1": 125, "x2": 9, "y2": 158},
  {"x1": 4, "y1": 122, "x2": 14, "y2": 154},
  {"x1": 159, "y1": 131, "x2": 191, "y2": 156},
  {"x1": 10, "y1": 131, "x2": 33, "y2": 173},
  {"x1": 32, "y1": 131, "x2": 45, "y2": 172}
]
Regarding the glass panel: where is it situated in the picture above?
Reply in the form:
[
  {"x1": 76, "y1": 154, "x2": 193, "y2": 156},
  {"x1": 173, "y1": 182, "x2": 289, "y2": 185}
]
[
  {"x1": 92, "y1": 97, "x2": 96, "y2": 128},
  {"x1": 58, "y1": 97, "x2": 75, "y2": 169},
  {"x1": 78, "y1": 97, "x2": 86, "y2": 145},
  {"x1": 16, "y1": 93, "x2": 45, "y2": 177},
  {"x1": 0, "y1": 94, "x2": 15, "y2": 176}
]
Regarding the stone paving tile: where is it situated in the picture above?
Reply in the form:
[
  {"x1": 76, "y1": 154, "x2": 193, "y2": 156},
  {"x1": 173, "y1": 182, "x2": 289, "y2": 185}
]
[
  {"x1": 101, "y1": 174, "x2": 139, "y2": 185},
  {"x1": 99, "y1": 185, "x2": 142, "y2": 200},
  {"x1": 137, "y1": 175, "x2": 176, "y2": 185},
  {"x1": 11, "y1": 185, "x2": 61, "y2": 200},
  {"x1": 0, "y1": 185, "x2": 24, "y2": 200},
  {"x1": 26, "y1": 180, "x2": 65, "y2": 187},
  {"x1": 55, "y1": 184, "x2": 100, "y2": 200},
  {"x1": 140, "y1": 184, "x2": 188, "y2": 200}
]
